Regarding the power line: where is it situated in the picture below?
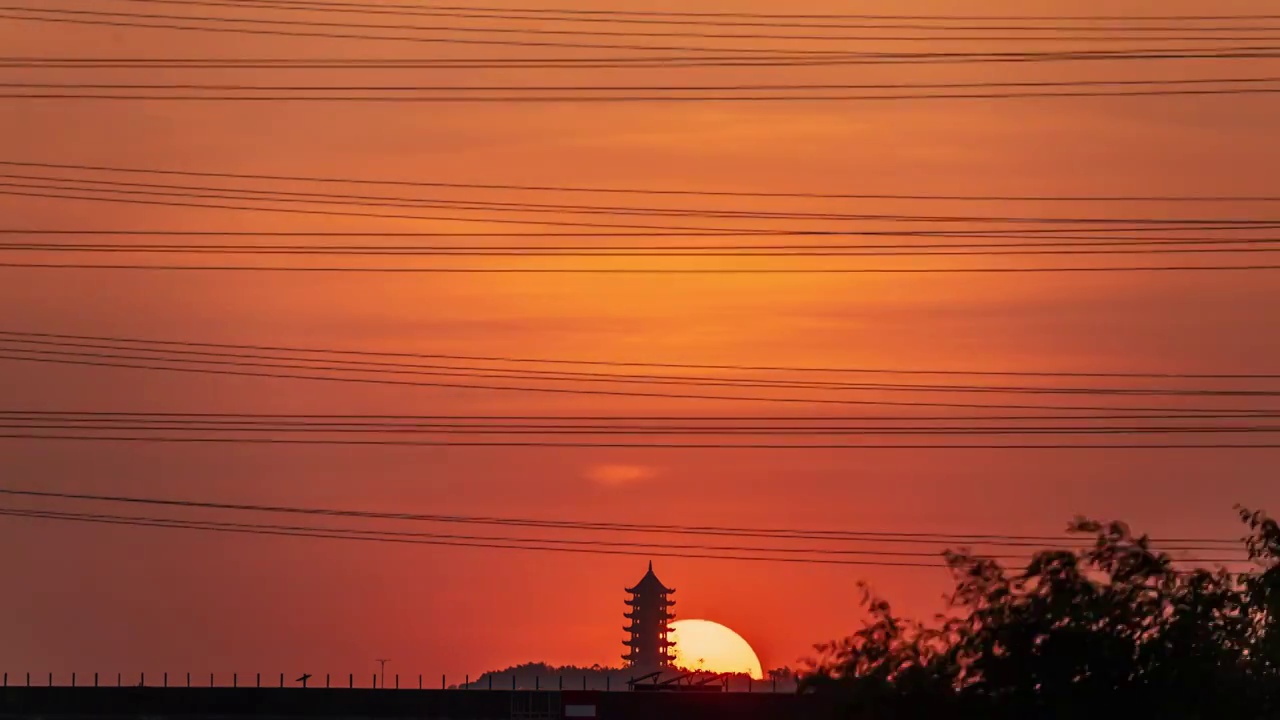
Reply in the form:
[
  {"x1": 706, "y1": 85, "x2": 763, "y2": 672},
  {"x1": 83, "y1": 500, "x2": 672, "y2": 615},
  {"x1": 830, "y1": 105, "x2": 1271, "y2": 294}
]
[
  {"x1": 9, "y1": 176, "x2": 1280, "y2": 227},
  {"x1": 7, "y1": 48, "x2": 1280, "y2": 69},
  {"x1": 6, "y1": 347, "x2": 1274, "y2": 413},
  {"x1": 0, "y1": 487, "x2": 1246, "y2": 546},
  {"x1": 0, "y1": 506, "x2": 1248, "y2": 564},
  {"x1": 10, "y1": 239, "x2": 1280, "y2": 251},
  {"x1": 13, "y1": 77, "x2": 1280, "y2": 93},
  {"x1": 7, "y1": 422, "x2": 1279, "y2": 436},
  {"x1": 4, "y1": 159, "x2": 1276, "y2": 203},
  {"x1": 10, "y1": 245, "x2": 1278, "y2": 257},
  {"x1": 18, "y1": 5, "x2": 1280, "y2": 46},
  {"x1": 13, "y1": 88, "x2": 1280, "y2": 101},
  {"x1": 21, "y1": 505, "x2": 1244, "y2": 571},
  {"x1": 106, "y1": 0, "x2": 1280, "y2": 32},
  {"x1": 3, "y1": 334, "x2": 1278, "y2": 397},
  {"x1": 9, "y1": 230, "x2": 1280, "y2": 240},
  {"x1": 206, "y1": 3, "x2": 1280, "y2": 23},
  {"x1": 5, "y1": 432, "x2": 1278, "y2": 449},
  {"x1": 7, "y1": 410, "x2": 1279, "y2": 421},
  {"x1": 6, "y1": 261, "x2": 1279, "y2": 272},
  {"x1": 83, "y1": 0, "x2": 1280, "y2": 39},
  {"x1": 0, "y1": 508, "x2": 959, "y2": 567},
  {"x1": 17, "y1": 170, "x2": 1280, "y2": 224},
  {"x1": 2, "y1": 329, "x2": 1276, "y2": 382}
]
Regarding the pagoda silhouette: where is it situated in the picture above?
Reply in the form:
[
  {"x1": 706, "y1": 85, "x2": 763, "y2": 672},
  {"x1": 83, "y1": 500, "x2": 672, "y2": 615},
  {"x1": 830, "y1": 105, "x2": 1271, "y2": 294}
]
[{"x1": 622, "y1": 562, "x2": 676, "y2": 672}]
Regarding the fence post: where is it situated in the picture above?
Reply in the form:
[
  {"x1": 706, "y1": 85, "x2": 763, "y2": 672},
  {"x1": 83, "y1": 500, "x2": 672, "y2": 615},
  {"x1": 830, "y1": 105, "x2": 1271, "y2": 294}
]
[
  {"x1": 326, "y1": 674, "x2": 330, "y2": 689},
  {"x1": 139, "y1": 673, "x2": 143, "y2": 687},
  {"x1": 772, "y1": 678, "x2": 777, "y2": 693},
  {"x1": 441, "y1": 675, "x2": 445, "y2": 690},
  {"x1": 49, "y1": 672, "x2": 52, "y2": 687},
  {"x1": 280, "y1": 673, "x2": 284, "y2": 689},
  {"x1": 117, "y1": 673, "x2": 120, "y2": 687},
  {"x1": 72, "y1": 673, "x2": 76, "y2": 687},
  {"x1": 349, "y1": 674, "x2": 353, "y2": 689},
  {"x1": 186, "y1": 673, "x2": 190, "y2": 688},
  {"x1": 210, "y1": 673, "x2": 213, "y2": 687},
  {"x1": 25, "y1": 672, "x2": 29, "y2": 687},
  {"x1": 465, "y1": 675, "x2": 469, "y2": 690},
  {"x1": 95, "y1": 673, "x2": 99, "y2": 688},
  {"x1": 373, "y1": 674, "x2": 377, "y2": 689},
  {"x1": 512, "y1": 676, "x2": 515, "y2": 691},
  {"x1": 163, "y1": 673, "x2": 167, "y2": 688},
  {"x1": 234, "y1": 674, "x2": 237, "y2": 689},
  {"x1": 418, "y1": 675, "x2": 422, "y2": 690},
  {"x1": 395, "y1": 674, "x2": 399, "y2": 690},
  {"x1": 256, "y1": 673, "x2": 260, "y2": 688},
  {"x1": 748, "y1": 677, "x2": 752, "y2": 693},
  {"x1": 489, "y1": 675, "x2": 493, "y2": 691}
]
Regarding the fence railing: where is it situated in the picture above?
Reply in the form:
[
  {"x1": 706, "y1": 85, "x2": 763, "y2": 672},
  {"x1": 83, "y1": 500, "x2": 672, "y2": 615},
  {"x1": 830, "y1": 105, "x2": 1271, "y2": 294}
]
[{"x1": 0, "y1": 672, "x2": 796, "y2": 694}]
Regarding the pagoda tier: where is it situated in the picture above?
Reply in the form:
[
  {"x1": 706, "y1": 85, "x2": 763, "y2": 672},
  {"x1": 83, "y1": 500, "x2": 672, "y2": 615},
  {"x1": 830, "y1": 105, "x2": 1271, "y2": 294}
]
[
  {"x1": 624, "y1": 598, "x2": 676, "y2": 607},
  {"x1": 622, "y1": 631, "x2": 676, "y2": 645},
  {"x1": 624, "y1": 609, "x2": 676, "y2": 619}
]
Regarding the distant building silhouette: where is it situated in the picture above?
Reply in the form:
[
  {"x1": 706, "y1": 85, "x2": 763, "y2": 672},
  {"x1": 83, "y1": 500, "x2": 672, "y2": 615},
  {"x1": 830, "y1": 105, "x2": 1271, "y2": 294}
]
[{"x1": 622, "y1": 562, "x2": 676, "y2": 673}]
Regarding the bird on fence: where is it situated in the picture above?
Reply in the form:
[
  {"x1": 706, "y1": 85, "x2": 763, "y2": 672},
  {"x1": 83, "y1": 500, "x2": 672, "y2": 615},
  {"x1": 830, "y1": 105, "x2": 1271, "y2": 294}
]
[{"x1": 296, "y1": 674, "x2": 312, "y2": 688}]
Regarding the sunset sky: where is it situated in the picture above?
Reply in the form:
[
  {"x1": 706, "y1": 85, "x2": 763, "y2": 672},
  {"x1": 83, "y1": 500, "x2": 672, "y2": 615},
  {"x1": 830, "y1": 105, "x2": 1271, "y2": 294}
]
[{"x1": 1, "y1": 0, "x2": 1278, "y2": 682}]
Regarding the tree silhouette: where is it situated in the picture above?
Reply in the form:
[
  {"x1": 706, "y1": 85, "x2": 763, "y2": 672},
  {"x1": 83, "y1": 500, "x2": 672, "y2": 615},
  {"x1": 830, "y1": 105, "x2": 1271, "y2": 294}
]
[{"x1": 801, "y1": 507, "x2": 1280, "y2": 719}]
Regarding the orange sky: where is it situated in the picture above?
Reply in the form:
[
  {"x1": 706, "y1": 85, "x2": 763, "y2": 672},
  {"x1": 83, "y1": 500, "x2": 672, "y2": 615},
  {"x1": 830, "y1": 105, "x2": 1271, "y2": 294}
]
[{"x1": 1, "y1": 0, "x2": 1279, "y2": 681}]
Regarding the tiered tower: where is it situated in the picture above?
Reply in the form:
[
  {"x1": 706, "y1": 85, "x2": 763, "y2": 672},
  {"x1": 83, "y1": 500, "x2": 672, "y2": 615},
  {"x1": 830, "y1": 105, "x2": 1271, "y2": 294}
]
[{"x1": 622, "y1": 562, "x2": 676, "y2": 672}]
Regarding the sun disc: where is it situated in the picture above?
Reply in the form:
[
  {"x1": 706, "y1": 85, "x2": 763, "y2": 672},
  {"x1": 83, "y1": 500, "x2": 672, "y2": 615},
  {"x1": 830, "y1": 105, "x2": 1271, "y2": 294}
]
[{"x1": 668, "y1": 619, "x2": 764, "y2": 679}]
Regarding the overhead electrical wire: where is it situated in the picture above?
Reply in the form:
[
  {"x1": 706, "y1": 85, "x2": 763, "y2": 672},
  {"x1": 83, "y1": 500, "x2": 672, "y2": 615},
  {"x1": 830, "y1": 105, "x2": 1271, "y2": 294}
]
[
  {"x1": 191, "y1": 3, "x2": 1280, "y2": 23},
  {"x1": 2, "y1": 330, "x2": 1277, "y2": 382},
  {"x1": 3, "y1": 350, "x2": 1275, "y2": 415},
  {"x1": 7, "y1": 261, "x2": 1279, "y2": 273},
  {"x1": 12, "y1": 77, "x2": 1280, "y2": 93},
  {"x1": 1, "y1": 334, "x2": 1277, "y2": 398},
  {"x1": 10, "y1": 411, "x2": 1279, "y2": 421},
  {"x1": 9, "y1": 245, "x2": 1278, "y2": 258},
  {"x1": 13, "y1": 169, "x2": 1280, "y2": 224},
  {"x1": 0, "y1": 487, "x2": 1250, "y2": 547},
  {"x1": 0, "y1": 507, "x2": 1251, "y2": 564},
  {"x1": 0, "y1": 334, "x2": 1275, "y2": 415},
  {"x1": 8, "y1": 506, "x2": 1252, "y2": 569},
  {"x1": 13, "y1": 88, "x2": 1280, "y2": 102},
  {"x1": 0, "y1": 508, "x2": 967, "y2": 567},
  {"x1": 123, "y1": 0, "x2": 1280, "y2": 33},
  {"x1": 17, "y1": 5, "x2": 1280, "y2": 46},
  {"x1": 8, "y1": 48, "x2": 1280, "y2": 69},
  {"x1": 5, "y1": 160, "x2": 1275, "y2": 203},
  {"x1": 8, "y1": 180, "x2": 1280, "y2": 229},
  {"x1": 82, "y1": 0, "x2": 1280, "y2": 41},
  {"x1": 0, "y1": 491, "x2": 1258, "y2": 567},
  {"x1": 6, "y1": 179, "x2": 1280, "y2": 235}
]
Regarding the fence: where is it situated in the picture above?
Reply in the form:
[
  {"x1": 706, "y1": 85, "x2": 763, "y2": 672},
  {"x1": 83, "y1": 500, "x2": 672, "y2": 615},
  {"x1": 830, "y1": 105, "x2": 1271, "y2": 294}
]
[{"x1": 0, "y1": 672, "x2": 795, "y2": 694}]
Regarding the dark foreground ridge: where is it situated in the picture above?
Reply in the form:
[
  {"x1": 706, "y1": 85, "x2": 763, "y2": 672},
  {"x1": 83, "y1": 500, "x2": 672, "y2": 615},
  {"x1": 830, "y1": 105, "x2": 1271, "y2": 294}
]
[{"x1": 0, "y1": 687, "x2": 829, "y2": 720}]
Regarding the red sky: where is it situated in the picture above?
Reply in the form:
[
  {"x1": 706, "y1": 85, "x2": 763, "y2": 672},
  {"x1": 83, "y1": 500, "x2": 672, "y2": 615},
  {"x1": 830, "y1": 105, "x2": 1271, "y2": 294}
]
[{"x1": 1, "y1": 0, "x2": 1279, "y2": 682}]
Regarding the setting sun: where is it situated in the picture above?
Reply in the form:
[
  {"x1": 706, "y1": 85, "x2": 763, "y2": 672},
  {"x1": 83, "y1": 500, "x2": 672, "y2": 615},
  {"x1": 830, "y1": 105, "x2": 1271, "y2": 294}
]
[{"x1": 669, "y1": 619, "x2": 764, "y2": 679}]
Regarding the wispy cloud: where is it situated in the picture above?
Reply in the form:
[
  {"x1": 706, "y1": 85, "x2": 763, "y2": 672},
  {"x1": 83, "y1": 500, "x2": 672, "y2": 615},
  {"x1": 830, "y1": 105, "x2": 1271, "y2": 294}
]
[{"x1": 585, "y1": 464, "x2": 659, "y2": 488}]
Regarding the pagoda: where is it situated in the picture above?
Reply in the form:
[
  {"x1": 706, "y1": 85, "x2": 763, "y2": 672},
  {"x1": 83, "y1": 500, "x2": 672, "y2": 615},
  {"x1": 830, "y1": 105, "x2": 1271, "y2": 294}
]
[{"x1": 622, "y1": 562, "x2": 677, "y2": 672}]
